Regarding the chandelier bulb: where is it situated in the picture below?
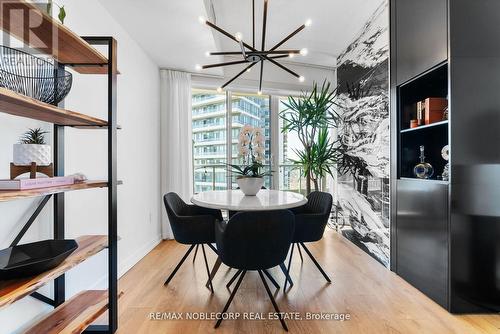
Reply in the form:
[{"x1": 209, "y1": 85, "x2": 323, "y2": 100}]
[
  {"x1": 257, "y1": 90, "x2": 262, "y2": 95},
  {"x1": 235, "y1": 32, "x2": 243, "y2": 42},
  {"x1": 195, "y1": 64, "x2": 202, "y2": 71},
  {"x1": 217, "y1": 87, "x2": 223, "y2": 93},
  {"x1": 300, "y1": 48, "x2": 308, "y2": 56},
  {"x1": 305, "y1": 19, "x2": 312, "y2": 27},
  {"x1": 299, "y1": 76, "x2": 305, "y2": 82}
]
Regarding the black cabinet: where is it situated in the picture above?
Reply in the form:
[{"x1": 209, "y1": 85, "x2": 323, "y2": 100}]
[
  {"x1": 395, "y1": 0, "x2": 448, "y2": 84},
  {"x1": 391, "y1": 0, "x2": 500, "y2": 314},
  {"x1": 396, "y1": 179, "x2": 448, "y2": 308}
]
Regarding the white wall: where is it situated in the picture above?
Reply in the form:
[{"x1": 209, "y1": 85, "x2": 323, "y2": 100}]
[{"x1": 0, "y1": 1, "x2": 161, "y2": 332}]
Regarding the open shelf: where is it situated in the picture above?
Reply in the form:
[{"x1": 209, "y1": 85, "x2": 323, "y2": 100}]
[
  {"x1": 0, "y1": 235, "x2": 107, "y2": 308},
  {"x1": 23, "y1": 290, "x2": 111, "y2": 334},
  {"x1": 0, "y1": 181, "x2": 111, "y2": 202},
  {"x1": 0, "y1": 0, "x2": 108, "y2": 74},
  {"x1": 399, "y1": 177, "x2": 449, "y2": 185},
  {"x1": 0, "y1": 87, "x2": 107, "y2": 126},
  {"x1": 401, "y1": 120, "x2": 448, "y2": 133}
]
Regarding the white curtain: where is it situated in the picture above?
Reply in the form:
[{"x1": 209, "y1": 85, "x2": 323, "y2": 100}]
[{"x1": 160, "y1": 69, "x2": 193, "y2": 239}]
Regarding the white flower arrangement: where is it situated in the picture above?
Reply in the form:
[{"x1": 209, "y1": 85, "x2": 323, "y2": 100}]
[
  {"x1": 229, "y1": 124, "x2": 271, "y2": 178},
  {"x1": 237, "y1": 125, "x2": 265, "y2": 163}
]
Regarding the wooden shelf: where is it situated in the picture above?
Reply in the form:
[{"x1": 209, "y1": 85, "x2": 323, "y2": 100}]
[
  {"x1": 0, "y1": 87, "x2": 107, "y2": 126},
  {"x1": 401, "y1": 120, "x2": 448, "y2": 133},
  {"x1": 0, "y1": 181, "x2": 110, "y2": 202},
  {"x1": 0, "y1": 0, "x2": 108, "y2": 74},
  {"x1": 23, "y1": 290, "x2": 109, "y2": 334},
  {"x1": 0, "y1": 235, "x2": 107, "y2": 308}
]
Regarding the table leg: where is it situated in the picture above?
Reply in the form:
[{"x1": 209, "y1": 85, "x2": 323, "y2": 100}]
[{"x1": 206, "y1": 256, "x2": 222, "y2": 288}]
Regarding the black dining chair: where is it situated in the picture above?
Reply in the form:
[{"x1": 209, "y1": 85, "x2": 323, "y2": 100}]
[
  {"x1": 285, "y1": 191, "x2": 333, "y2": 290},
  {"x1": 214, "y1": 210, "x2": 295, "y2": 331},
  {"x1": 163, "y1": 192, "x2": 223, "y2": 292}
]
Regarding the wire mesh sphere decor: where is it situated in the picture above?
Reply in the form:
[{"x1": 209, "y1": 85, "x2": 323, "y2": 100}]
[{"x1": 0, "y1": 46, "x2": 72, "y2": 104}]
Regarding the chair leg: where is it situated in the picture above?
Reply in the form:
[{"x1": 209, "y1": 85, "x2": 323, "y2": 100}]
[
  {"x1": 206, "y1": 256, "x2": 222, "y2": 288},
  {"x1": 262, "y1": 269, "x2": 280, "y2": 290},
  {"x1": 214, "y1": 270, "x2": 247, "y2": 329},
  {"x1": 284, "y1": 243, "x2": 295, "y2": 291},
  {"x1": 192, "y1": 244, "x2": 199, "y2": 263},
  {"x1": 164, "y1": 244, "x2": 196, "y2": 285},
  {"x1": 201, "y1": 244, "x2": 214, "y2": 293},
  {"x1": 299, "y1": 242, "x2": 331, "y2": 283},
  {"x1": 297, "y1": 242, "x2": 304, "y2": 262},
  {"x1": 226, "y1": 269, "x2": 242, "y2": 289},
  {"x1": 279, "y1": 263, "x2": 293, "y2": 288},
  {"x1": 258, "y1": 270, "x2": 289, "y2": 331}
]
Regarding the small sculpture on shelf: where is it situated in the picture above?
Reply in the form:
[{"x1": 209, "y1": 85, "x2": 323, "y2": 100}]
[
  {"x1": 441, "y1": 145, "x2": 450, "y2": 181},
  {"x1": 414, "y1": 145, "x2": 434, "y2": 179}
]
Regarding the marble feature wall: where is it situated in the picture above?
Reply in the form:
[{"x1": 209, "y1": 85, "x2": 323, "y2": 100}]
[{"x1": 335, "y1": 1, "x2": 390, "y2": 267}]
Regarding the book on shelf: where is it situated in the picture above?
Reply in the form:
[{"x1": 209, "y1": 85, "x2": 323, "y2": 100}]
[{"x1": 0, "y1": 176, "x2": 75, "y2": 190}]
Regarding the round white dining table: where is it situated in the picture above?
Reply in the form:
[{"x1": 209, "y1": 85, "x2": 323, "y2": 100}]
[{"x1": 191, "y1": 189, "x2": 307, "y2": 211}]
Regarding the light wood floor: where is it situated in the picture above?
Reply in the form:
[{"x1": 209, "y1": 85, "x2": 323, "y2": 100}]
[{"x1": 114, "y1": 230, "x2": 500, "y2": 333}]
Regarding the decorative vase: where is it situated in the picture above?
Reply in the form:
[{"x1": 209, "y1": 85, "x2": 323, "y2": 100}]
[
  {"x1": 236, "y1": 177, "x2": 264, "y2": 196},
  {"x1": 13, "y1": 144, "x2": 51, "y2": 166}
]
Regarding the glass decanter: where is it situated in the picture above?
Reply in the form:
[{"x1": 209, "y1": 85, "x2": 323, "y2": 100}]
[{"x1": 414, "y1": 145, "x2": 434, "y2": 179}]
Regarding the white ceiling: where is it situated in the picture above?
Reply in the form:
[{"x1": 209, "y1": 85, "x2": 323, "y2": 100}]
[{"x1": 99, "y1": 0, "x2": 384, "y2": 74}]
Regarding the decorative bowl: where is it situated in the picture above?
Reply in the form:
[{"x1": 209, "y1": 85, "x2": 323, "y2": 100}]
[
  {"x1": 0, "y1": 45, "x2": 72, "y2": 104},
  {"x1": 0, "y1": 239, "x2": 78, "y2": 279},
  {"x1": 236, "y1": 177, "x2": 264, "y2": 196}
]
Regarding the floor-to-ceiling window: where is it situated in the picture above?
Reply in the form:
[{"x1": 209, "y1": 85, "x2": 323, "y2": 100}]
[
  {"x1": 230, "y1": 93, "x2": 272, "y2": 189},
  {"x1": 192, "y1": 89, "x2": 228, "y2": 193},
  {"x1": 192, "y1": 89, "x2": 311, "y2": 193}
]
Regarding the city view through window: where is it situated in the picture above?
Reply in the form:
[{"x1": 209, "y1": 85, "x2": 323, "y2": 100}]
[{"x1": 192, "y1": 89, "x2": 311, "y2": 194}]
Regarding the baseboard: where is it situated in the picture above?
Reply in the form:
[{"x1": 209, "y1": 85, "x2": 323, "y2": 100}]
[{"x1": 89, "y1": 234, "x2": 162, "y2": 289}]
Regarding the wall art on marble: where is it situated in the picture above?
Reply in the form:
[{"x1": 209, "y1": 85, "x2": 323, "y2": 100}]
[{"x1": 335, "y1": 1, "x2": 390, "y2": 267}]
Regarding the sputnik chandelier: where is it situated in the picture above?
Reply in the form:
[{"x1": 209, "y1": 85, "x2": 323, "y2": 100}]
[{"x1": 197, "y1": 0, "x2": 311, "y2": 94}]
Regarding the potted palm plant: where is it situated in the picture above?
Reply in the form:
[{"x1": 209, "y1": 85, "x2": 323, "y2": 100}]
[
  {"x1": 280, "y1": 81, "x2": 338, "y2": 194},
  {"x1": 228, "y1": 125, "x2": 271, "y2": 196},
  {"x1": 13, "y1": 128, "x2": 51, "y2": 166}
]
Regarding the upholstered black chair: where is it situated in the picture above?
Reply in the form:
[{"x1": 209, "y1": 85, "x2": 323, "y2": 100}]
[
  {"x1": 285, "y1": 191, "x2": 333, "y2": 290},
  {"x1": 214, "y1": 210, "x2": 295, "y2": 331},
  {"x1": 163, "y1": 192, "x2": 223, "y2": 292}
]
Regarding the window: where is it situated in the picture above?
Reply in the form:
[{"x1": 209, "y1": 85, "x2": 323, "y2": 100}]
[
  {"x1": 278, "y1": 97, "x2": 307, "y2": 193},
  {"x1": 230, "y1": 93, "x2": 271, "y2": 189},
  {"x1": 192, "y1": 89, "x2": 227, "y2": 193},
  {"x1": 191, "y1": 89, "x2": 329, "y2": 194}
]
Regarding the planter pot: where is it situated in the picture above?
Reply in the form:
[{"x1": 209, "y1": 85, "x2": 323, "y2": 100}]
[
  {"x1": 13, "y1": 144, "x2": 51, "y2": 166},
  {"x1": 237, "y1": 177, "x2": 264, "y2": 196}
]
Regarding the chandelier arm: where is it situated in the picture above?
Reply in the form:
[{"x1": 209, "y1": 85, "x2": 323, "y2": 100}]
[
  {"x1": 206, "y1": 21, "x2": 258, "y2": 52},
  {"x1": 266, "y1": 57, "x2": 300, "y2": 78},
  {"x1": 269, "y1": 55, "x2": 289, "y2": 59},
  {"x1": 261, "y1": 0, "x2": 268, "y2": 51},
  {"x1": 221, "y1": 62, "x2": 258, "y2": 89},
  {"x1": 202, "y1": 59, "x2": 249, "y2": 69},
  {"x1": 209, "y1": 50, "x2": 299, "y2": 56},
  {"x1": 259, "y1": 60, "x2": 264, "y2": 92},
  {"x1": 269, "y1": 24, "x2": 306, "y2": 52}
]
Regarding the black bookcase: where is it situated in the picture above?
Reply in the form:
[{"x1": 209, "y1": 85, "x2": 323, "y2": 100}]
[{"x1": 390, "y1": 0, "x2": 500, "y2": 313}]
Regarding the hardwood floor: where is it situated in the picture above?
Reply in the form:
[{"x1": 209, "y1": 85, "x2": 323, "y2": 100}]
[{"x1": 114, "y1": 230, "x2": 500, "y2": 333}]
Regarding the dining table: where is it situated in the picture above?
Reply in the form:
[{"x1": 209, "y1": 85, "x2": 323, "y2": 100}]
[{"x1": 191, "y1": 189, "x2": 308, "y2": 289}]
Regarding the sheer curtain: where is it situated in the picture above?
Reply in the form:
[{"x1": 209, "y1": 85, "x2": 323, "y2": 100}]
[{"x1": 160, "y1": 69, "x2": 193, "y2": 239}]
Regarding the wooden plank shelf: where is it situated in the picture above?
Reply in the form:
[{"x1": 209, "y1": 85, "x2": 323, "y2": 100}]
[
  {"x1": 400, "y1": 120, "x2": 448, "y2": 133},
  {"x1": 0, "y1": 87, "x2": 107, "y2": 126},
  {"x1": 0, "y1": 0, "x2": 108, "y2": 74},
  {"x1": 0, "y1": 180, "x2": 111, "y2": 202},
  {"x1": 22, "y1": 290, "x2": 122, "y2": 334},
  {"x1": 0, "y1": 235, "x2": 108, "y2": 308}
]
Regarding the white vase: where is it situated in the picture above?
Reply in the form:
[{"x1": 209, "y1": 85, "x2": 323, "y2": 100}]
[
  {"x1": 13, "y1": 144, "x2": 51, "y2": 166},
  {"x1": 237, "y1": 177, "x2": 264, "y2": 196}
]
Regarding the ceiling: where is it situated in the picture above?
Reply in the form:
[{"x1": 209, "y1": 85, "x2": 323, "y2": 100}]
[{"x1": 99, "y1": 0, "x2": 384, "y2": 76}]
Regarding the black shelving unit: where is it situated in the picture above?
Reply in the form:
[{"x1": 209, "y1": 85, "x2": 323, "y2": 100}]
[
  {"x1": 0, "y1": 2, "x2": 119, "y2": 333},
  {"x1": 391, "y1": 0, "x2": 500, "y2": 314}
]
